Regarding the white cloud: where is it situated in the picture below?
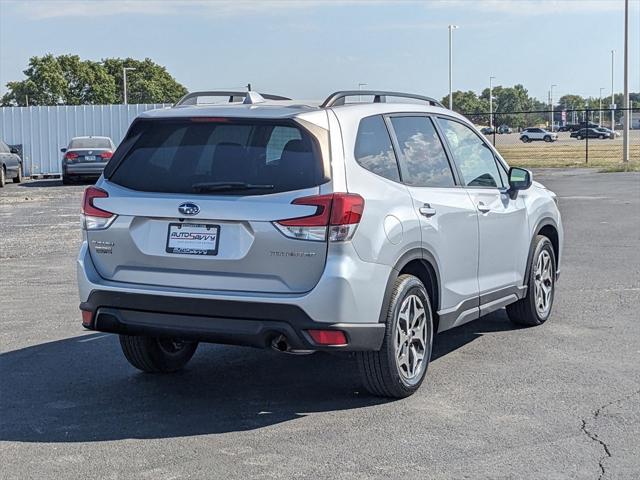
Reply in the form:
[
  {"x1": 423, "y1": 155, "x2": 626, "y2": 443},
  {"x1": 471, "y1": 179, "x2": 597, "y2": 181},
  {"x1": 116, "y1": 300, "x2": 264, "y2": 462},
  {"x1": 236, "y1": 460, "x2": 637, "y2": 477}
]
[
  {"x1": 4, "y1": 0, "x2": 631, "y2": 19},
  {"x1": 432, "y1": 0, "x2": 627, "y2": 15},
  {"x1": 5, "y1": 0, "x2": 366, "y2": 19}
]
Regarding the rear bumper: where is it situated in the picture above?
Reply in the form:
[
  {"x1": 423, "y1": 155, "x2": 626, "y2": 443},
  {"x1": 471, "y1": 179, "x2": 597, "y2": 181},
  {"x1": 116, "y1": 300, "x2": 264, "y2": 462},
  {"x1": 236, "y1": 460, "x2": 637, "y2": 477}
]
[
  {"x1": 80, "y1": 290, "x2": 385, "y2": 351},
  {"x1": 64, "y1": 162, "x2": 107, "y2": 176}
]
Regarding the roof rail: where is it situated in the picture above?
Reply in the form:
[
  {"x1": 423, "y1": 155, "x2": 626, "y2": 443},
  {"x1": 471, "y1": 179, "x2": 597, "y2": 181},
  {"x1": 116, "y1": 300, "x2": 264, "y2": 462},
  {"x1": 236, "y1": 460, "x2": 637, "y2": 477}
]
[
  {"x1": 174, "y1": 91, "x2": 291, "y2": 107},
  {"x1": 320, "y1": 90, "x2": 445, "y2": 109}
]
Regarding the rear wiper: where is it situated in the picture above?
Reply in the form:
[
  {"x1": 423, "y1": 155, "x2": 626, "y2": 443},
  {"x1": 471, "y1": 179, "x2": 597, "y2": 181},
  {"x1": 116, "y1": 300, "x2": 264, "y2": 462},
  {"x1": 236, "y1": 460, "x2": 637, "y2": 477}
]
[{"x1": 192, "y1": 181, "x2": 275, "y2": 193}]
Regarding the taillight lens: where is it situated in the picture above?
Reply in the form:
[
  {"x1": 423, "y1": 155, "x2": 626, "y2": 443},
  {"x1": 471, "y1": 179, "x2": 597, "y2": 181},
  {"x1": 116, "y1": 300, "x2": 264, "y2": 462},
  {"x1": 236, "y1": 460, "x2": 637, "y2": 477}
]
[
  {"x1": 307, "y1": 329, "x2": 348, "y2": 346},
  {"x1": 65, "y1": 151, "x2": 79, "y2": 161},
  {"x1": 81, "y1": 186, "x2": 116, "y2": 230},
  {"x1": 100, "y1": 151, "x2": 113, "y2": 160},
  {"x1": 275, "y1": 193, "x2": 364, "y2": 242}
]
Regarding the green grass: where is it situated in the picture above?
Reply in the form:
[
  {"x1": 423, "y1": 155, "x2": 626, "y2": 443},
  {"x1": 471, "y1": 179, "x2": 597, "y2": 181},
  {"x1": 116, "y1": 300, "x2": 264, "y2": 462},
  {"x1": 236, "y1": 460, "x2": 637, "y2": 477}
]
[{"x1": 496, "y1": 142, "x2": 640, "y2": 170}]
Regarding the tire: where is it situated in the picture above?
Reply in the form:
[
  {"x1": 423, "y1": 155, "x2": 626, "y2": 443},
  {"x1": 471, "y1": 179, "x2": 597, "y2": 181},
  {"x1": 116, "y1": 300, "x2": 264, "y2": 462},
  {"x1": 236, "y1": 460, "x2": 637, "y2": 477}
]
[
  {"x1": 0, "y1": 166, "x2": 5, "y2": 188},
  {"x1": 544, "y1": 135, "x2": 551, "y2": 142},
  {"x1": 357, "y1": 274, "x2": 434, "y2": 398},
  {"x1": 577, "y1": 135, "x2": 583, "y2": 140},
  {"x1": 599, "y1": 134, "x2": 605, "y2": 139},
  {"x1": 119, "y1": 335, "x2": 198, "y2": 373},
  {"x1": 507, "y1": 235, "x2": 556, "y2": 327},
  {"x1": 521, "y1": 136, "x2": 529, "y2": 143},
  {"x1": 13, "y1": 164, "x2": 23, "y2": 183},
  {"x1": 62, "y1": 175, "x2": 73, "y2": 185}
]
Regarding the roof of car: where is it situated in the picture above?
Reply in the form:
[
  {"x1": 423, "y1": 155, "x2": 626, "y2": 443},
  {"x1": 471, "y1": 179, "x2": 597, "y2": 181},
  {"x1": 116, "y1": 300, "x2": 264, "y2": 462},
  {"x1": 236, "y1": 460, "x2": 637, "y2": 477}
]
[
  {"x1": 139, "y1": 100, "x2": 461, "y2": 123},
  {"x1": 138, "y1": 90, "x2": 461, "y2": 123},
  {"x1": 71, "y1": 136, "x2": 112, "y2": 140}
]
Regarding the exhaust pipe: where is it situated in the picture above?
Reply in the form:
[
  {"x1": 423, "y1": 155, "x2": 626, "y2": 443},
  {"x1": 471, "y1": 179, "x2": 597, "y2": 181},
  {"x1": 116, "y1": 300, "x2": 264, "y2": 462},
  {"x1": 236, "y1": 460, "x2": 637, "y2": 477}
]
[{"x1": 270, "y1": 334, "x2": 315, "y2": 355}]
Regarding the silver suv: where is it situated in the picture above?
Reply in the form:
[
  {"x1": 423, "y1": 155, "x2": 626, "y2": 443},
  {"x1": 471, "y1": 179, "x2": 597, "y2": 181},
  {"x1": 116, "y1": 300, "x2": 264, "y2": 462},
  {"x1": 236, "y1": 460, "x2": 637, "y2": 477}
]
[{"x1": 77, "y1": 90, "x2": 563, "y2": 398}]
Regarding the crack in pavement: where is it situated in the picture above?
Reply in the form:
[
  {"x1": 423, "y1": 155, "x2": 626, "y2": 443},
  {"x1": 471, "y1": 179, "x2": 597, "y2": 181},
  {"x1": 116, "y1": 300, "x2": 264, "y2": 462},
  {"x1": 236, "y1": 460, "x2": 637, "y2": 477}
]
[{"x1": 580, "y1": 390, "x2": 640, "y2": 479}]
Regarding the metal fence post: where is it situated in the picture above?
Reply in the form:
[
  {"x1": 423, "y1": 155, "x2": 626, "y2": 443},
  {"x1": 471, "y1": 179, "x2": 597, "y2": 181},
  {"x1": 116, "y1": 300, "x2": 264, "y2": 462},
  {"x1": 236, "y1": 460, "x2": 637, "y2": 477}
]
[
  {"x1": 492, "y1": 112, "x2": 496, "y2": 146},
  {"x1": 585, "y1": 108, "x2": 589, "y2": 164}
]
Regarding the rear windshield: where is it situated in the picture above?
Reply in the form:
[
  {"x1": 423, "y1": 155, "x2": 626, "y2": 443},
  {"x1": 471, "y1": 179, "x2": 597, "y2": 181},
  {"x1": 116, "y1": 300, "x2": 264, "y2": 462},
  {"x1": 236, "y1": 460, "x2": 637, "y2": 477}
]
[
  {"x1": 107, "y1": 119, "x2": 327, "y2": 195},
  {"x1": 69, "y1": 138, "x2": 111, "y2": 149}
]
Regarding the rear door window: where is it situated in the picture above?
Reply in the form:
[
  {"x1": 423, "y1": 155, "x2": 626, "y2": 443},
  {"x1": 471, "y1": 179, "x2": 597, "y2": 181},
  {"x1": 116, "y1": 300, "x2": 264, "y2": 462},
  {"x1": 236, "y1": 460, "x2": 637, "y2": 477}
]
[
  {"x1": 354, "y1": 115, "x2": 400, "y2": 182},
  {"x1": 389, "y1": 116, "x2": 455, "y2": 188},
  {"x1": 107, "y1": 119, "x2": 327, "y2": 195},
  {"x1": 69, "y1": 138, "x2": 112, "y2": 149}
]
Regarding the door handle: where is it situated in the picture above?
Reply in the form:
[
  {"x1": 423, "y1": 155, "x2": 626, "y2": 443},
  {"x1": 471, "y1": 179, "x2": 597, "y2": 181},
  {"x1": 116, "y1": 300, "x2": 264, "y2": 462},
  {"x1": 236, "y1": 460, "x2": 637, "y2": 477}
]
[
  {"x1": 477, "y1": 202, "x2": 491, "y2": 213},
  {"x1": 419, "y1": 204, "x2": 437, "y2": 218}
]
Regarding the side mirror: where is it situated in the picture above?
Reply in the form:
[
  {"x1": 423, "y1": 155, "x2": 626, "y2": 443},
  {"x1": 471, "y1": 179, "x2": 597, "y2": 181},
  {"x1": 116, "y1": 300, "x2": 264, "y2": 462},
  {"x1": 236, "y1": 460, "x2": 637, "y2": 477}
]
[
  {"x1": 60, "y1": 148, "x2": 67, "y2": 153},
  {"x1": 10, "y1": 147, "x2": 18, "y2": 154},
  {"x1": 507, "y1": 167, "x2": 532, "y2": 199}
]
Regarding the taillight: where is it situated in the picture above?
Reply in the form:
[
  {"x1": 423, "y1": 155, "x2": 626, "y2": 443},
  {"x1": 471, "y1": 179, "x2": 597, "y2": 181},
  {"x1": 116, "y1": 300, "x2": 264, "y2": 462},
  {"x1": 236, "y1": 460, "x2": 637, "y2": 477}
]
[
  {"x1": 274, "y1": 193, "x2": 364, "y2": 242},
  {"x1": 307, "y1": 329, "x2": 348, "y2": 346},
  {"x1": 65, "y1": 151, "x2": 79, "y2": 161},
  {"x1": 100, "y1": 151, "x2": 113, "y2": 160},
  {"x1": 81, "y1": 186, "x2": 116, "y2": 230}
]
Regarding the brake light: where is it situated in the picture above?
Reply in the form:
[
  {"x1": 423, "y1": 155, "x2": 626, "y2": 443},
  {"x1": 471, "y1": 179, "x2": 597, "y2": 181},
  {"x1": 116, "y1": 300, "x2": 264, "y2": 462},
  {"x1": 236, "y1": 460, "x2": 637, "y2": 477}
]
[
  {"x1": 307, "y1": 329, "x2": 348, "y2": 346},
  {"x1": 275, "y1": 193, "x2": 364, "y2": 242},
  {"x1": 81, "y1": 309, "x2": 93, "y2": 327},
  {"x1": 65, "y1": 151, "x2": 79, "y2": 160},
  {"x1": 100, "y1": 151, "x2": 113, "y2": 160},
  {"x1": 81, "y1": 186, "x2": 116, "y2": 230}
]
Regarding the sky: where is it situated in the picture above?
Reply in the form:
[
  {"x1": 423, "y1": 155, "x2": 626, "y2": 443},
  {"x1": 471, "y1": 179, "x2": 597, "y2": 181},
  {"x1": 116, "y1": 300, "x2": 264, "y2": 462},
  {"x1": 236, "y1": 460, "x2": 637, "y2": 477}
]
[{"x1": 0, "y1": 0, "x2": 638, "y2": 103}]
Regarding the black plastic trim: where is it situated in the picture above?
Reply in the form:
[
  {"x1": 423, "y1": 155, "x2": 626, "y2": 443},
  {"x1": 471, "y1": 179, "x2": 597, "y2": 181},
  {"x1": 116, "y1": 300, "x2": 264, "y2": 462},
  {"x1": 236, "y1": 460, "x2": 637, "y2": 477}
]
[
  {"x1": 524, "y1": 217, "x2": 560, "y2": 287},
  {"x1": 80, "y1": 291, "x2": 385, "y2": 351}
]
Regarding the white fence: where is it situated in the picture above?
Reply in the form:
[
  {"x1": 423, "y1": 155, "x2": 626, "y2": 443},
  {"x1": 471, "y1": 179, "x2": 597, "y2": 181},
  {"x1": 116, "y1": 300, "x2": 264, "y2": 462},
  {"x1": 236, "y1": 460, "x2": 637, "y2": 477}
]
[{"x1": 0, "y1": 104, "x2": 170, "y2": 176}]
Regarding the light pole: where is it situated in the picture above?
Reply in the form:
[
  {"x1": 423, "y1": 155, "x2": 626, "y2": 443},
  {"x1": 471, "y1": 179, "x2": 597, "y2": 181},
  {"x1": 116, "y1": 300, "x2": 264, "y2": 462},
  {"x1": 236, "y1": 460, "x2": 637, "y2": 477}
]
[
  {"x1": 599, "y1": 87, "x2": 605, "y2": 126},
  {"x1": 448, "y1": 25, "x2": 459, "y2": 110},
  {"x1": 489, "y1": 76, "x2": 496, "y2": 129},
  {"x1": 123, "y1": 67, "x2": 136, "y2": 105},
  {"x1": 622, "y1": 0, "x2": 629, "y2": 165},
  {"x1": 550, "y1": 84, "x2": 557, "y2": 130},
  {"x1": 610, "y1": 50, "x2": 615, "y2": 129}
]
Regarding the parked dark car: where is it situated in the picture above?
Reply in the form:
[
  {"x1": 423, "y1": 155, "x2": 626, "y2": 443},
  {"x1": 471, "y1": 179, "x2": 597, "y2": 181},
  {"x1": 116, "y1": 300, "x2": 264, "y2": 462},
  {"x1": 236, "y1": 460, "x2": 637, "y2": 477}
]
[
  {"x1": 560, "y1": 122, "x2": 599, "y2": 132},
  {"x1": 497, "y1": 124, "x2": 512, "y2": 134},
  {"x1": 480, "y1": 126, "x2": 495, "y2": 135},
  {"x1": 594, "y1": 127, "x2": 618, "y2": 139},
  {"x1": 570, "y1": 128, "x2": 610, "y2": 140},
  {"x1": 61, "y1": 136, "x2": 115, "y2": 184},
  {"x1": 0, "y1": 140, "x2": 23, "y2": 187}
]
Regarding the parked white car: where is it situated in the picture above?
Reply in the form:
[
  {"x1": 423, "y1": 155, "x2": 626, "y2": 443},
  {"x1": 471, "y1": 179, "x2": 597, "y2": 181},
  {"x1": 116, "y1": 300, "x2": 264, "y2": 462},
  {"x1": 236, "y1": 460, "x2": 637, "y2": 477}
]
[{"x1": 520, "y1": 128, "x2": 558, "y2": 143}]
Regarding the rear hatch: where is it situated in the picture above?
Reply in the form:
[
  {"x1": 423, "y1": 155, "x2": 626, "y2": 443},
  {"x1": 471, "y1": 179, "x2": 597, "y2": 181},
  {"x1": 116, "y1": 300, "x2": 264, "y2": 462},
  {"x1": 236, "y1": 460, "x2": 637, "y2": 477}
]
[{"x1": 87, "y1": 116, "x2": 331, "y2": 294}]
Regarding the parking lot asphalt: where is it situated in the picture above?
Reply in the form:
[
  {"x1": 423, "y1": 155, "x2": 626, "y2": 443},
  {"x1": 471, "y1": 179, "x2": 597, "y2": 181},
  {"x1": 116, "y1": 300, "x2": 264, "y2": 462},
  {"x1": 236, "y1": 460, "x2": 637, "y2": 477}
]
[{"x1": 1, "y1": 170, "x2": 639, "y2": 480}]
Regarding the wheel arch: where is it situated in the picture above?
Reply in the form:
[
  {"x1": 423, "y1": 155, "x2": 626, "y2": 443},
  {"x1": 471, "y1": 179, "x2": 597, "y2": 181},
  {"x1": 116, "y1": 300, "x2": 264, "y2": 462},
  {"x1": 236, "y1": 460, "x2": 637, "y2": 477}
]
[
  {"x1": 524, "y1": 217, "x2": 560, "y2": 286},
  {"x1": 379, "y1": 248, "x2": 441, "y2": 333}
]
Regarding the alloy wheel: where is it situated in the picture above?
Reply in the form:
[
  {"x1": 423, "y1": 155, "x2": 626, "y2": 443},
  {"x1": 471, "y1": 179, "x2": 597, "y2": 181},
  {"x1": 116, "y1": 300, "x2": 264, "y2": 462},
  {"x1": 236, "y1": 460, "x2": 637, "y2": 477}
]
[
  {"x1": 534, "y1": 250, "x2": 554, "y2": 317},
  {"x1": 395, "y1": 294, "x2": 428, "y2": 381}
]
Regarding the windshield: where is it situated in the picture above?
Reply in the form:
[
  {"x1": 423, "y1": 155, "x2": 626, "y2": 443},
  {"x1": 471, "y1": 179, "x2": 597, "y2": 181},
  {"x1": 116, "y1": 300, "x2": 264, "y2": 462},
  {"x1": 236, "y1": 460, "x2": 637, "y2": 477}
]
[
  {"x1": 107, "y1": 118, "x2": 328, "y2": 195},
  {"x1": 69, "y1": 138, "x2": 111, "y2": 149}
]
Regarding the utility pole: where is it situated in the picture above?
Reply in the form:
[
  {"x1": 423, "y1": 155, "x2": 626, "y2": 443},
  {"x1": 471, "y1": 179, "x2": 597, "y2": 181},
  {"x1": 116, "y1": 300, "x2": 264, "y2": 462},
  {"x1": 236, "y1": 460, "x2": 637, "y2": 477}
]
[
  {"x1": 25, "y1": 95, "x2": 29, "y2": 107},
  {"x1": 622, "y1": 0, "x2": 629, "y2": 165},
  {"x1": 448, "y1": 25, "x2": 459, "y2": 110},
  {"x1": 599, "y1": 87, "x2": 605, "y2": 126},
  {"x1": 123, "y1": 67, "x2": 136, "y2": 105},
  {"x1": 610, "y1": 50, "x2": 615, "y2": 130},
  {"x1": 489, "y1": 76, "x2": 495, "y2": 129},
  {"x1": 550, "y1": 84, "x2": 556, "y2": 130}
]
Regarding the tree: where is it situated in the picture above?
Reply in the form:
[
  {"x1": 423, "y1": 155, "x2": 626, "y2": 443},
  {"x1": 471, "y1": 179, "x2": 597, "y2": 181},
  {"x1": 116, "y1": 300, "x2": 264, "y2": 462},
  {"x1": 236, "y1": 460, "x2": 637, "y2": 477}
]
[
  {"x1": 2, "y1": 54, "x2": 186, "y2": 106},
  {"x1": 102, "y1": 58, "x2": 187, "y2": 104},
  {"x1": 1, "y1": 54, "x2": 116, "y2": 106}
]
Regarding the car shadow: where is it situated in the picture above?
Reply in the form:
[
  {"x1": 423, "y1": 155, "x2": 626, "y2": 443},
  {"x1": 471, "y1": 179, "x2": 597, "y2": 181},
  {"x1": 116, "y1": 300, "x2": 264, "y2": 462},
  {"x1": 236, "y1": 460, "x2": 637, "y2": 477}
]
[{"x1": 0, "y1": 310, "x2": 519, "y2": 443}]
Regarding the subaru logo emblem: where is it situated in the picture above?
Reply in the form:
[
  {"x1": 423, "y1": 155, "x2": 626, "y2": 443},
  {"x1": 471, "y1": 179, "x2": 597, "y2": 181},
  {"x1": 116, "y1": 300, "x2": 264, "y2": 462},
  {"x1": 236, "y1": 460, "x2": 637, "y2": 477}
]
[{"x1": 178, "y1": 202, "x2": 200, "y2": 216}]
